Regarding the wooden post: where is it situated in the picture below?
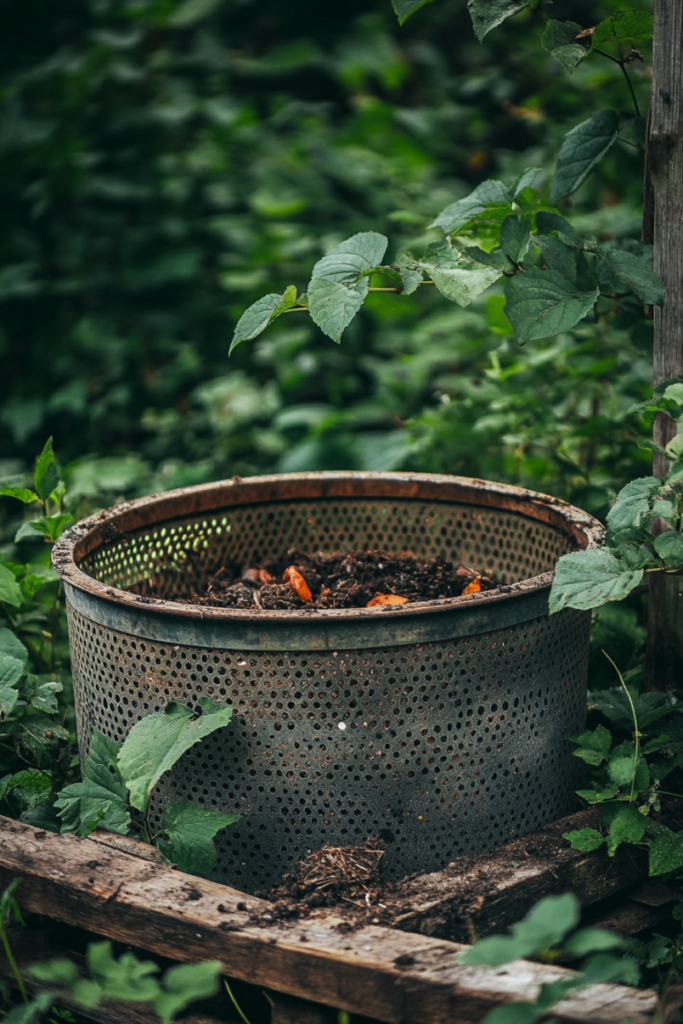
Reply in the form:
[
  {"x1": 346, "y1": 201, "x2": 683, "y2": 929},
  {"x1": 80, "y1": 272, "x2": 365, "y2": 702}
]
[{"x1": 645, "y1": 0, "x2": 683, "y2": 689}]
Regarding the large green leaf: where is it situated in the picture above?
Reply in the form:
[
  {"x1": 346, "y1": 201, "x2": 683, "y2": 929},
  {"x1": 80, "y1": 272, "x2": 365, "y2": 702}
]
[
  {"x1": 467, "y1": 0, "x2": 529, "y2": 42},
  {"x1": 311, "y1": 232, "x2": 388, "y2": 283},
  {"x1": 0, "y1": 629, "x2": 28, "y2": 664},
  {"x1": 430, "y1": 179, "x2": 511, "y2": 235},
  {"x1": 500, "y1": 216, "x2": 531, "y2": 263},
  {"x1": 34, "y1": 438, "x2": 59, "y2": 502},
  {"x1": 0, "y1": 655, "x2": 24, "y2": 716},
  {"x1": 563, "y1": 828, "x2": 605, "y2": 852},
  {"x1": 605, "y1": 803, "x2": 647, "y2": 856},
  {"x1": 647, "y1": 823, "x2": 683, "y2": 876},
  {"x1": 605, "y1": 477, "x2": 661, "y2": 531},
  {"x1": 550, "y1": 110, "x2": 620, "y2": 204},
  {"x1": 230, "y1": 287, "x2": 297, "y2": 354},
  {"x1": 87, "y1": 942, "x2": 160, "y2": 1002},
  {"x1": 0, "y1": 487, "x2": 39, "y2": 504},
  {"x1": 56, "y1": 731, "x2": 131, "y2": 837},
  {"x1": 0, "y1": 565, "x2": 22, "y2": 608},
  {"x1": 591, "y1": 11, "x2": 654, "y2": 49},
  {"x1": 307, "y1": 277, "x2": 368, "y2": 343},
  {"x1": 153, "y1": 961, "x2": 222, "y2": 1024},
  {"x1": 654, "y1": 531, "x2": 683, "y2": 570},
  {"x1": 415, "y1": 244, "x2": 503, "y2": 307},
  {"x1": 549, "y1": 549, "x2": 643, "y2": 613},
  {"x1": 461, "y1": 893, "x2": 579, "y2": 966},
  {"x1": 599, "y1": 248, "x2": 664, "y2": 306},
  {"x1": 118, "y1": 699, "x2": 233, "y2": 812},
  {"x1": 391, "y1": 0, "x2": 435, "y2": 25},
  {"x1": 504, "y1": 240, "x2": 599, "y2": 343},
  {"x1": 542, "y1": 21, "x2": 590, "y2": 74},
  {"x1": 157, "y1": 800, "x2": 239, "y2": 876}
]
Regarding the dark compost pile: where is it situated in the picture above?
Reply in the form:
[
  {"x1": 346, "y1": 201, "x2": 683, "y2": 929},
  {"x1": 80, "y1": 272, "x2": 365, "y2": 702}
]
[{"x1": 175, "y1": 548, "x2": 498, "y2": 610}]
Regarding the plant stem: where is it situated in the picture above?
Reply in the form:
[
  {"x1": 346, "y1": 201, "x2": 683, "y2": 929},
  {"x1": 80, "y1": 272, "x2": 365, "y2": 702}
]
[
  {"x1": 224, "y1": 980, "x2": 253, "y2": 1024},
  {"x1": 593, "y1": 49, "x2": 641, "y2": 117},
  {"x1": 368, "y1": 287, "x2": 400, "y2": 292},
  {"x1": 602, "y1": 649, "x2": 640, "y2": 802},
  {"x1": 0, "y1": 922, "x2": 27, "y2": 1003}
]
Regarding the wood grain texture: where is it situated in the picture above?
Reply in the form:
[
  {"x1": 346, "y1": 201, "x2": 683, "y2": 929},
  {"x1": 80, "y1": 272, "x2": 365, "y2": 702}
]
[
  {"x1": 646, "y1": 0, "x2": 683, "y2": 689},
  {"x1": 392, "y1": 809, "x2": 647, "y2": 941},
  {"x1": 0, "y1": 818, "x2": 669, "y2": 1024}
]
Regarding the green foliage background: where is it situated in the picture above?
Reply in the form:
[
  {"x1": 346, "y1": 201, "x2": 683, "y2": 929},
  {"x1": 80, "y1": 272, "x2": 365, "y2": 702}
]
[{"x1": 0, "y1": 0, "x2": 654, "y2": 682}]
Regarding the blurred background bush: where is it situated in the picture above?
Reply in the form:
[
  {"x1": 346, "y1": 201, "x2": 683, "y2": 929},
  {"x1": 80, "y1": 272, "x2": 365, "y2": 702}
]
[{"x1": 0, "y1": 0, "x2": 654, "y2": 683}]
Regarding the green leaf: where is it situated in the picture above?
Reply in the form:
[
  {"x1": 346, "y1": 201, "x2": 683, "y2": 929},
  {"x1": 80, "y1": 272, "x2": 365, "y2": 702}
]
[
  {"x1": 651, "y1": 500, "x2": 677, "y2": 526},
  {"x1": 34, "y1": 438, "x2": 59, "y2": 502},
  {"x1": 654, "y1": 531, "x2": 683, "y2": 569},
  {"x1": 571, "y1": 724, "x2": 612, "y2": 764},
  {"x1": 230, "y1": 288, "x2": 297, "y2": 355},
  {"x1": 312, "y1": 232, "x2": 388, "y2": 283},
  {"x1": 576, "y1": 784, "x2": 619, "y2": 803},
  {"x1": 17, "y1": 513, "x2": 73, "y2": 542},
  {"x1": 606, "y1": 477, "x2": 661, "y2": 531},
  {"x1": 591, "y1": 11, "x2": 654, "y2": 49},
  {"x1": 563, "y1": 828, "x2": 605, "y2": 852},
  {"x1": 604, "y1": 802, "x2": 647, "y2": 856},
  {"x1": 167, "y1": 0, "x2": 224, "y2": 27},
  {"x1": 154, "y1": 961, "x2": 222, "y2": 1024},
  {"x1": 550, "y1": 110, "x2": 620, "y2": 204},
  {"x1": 28, "y1": 959, "x2": 80, "y2": 987},
  {"x1": 564, "y1": 929, "x2": 624, "y2": 956},
  {"x1": 549, "y1": 549, "x2": 643, "y2": 614},
  {"x1": 430, "y1": 179, "x2": 511, "y2": 234},
  {"x1": 647, "y1": 823, "x2": 683, "y2": 875},
  {"x1": 118, "y1": 699, "x2": 233, "y2": 812},
  {"x1": 2, "y1": 994, "x2": 54, "y2": 1024},
  {"x1": 307, "y1": 277, "x2": 368, "y2": 343},
  {"x1": 500, "y1": 217, "x2": 531, "y2": 263},
  {"x1": 461, "y1": 894, "x2": 579, "y2": 966},
  {"x1": 0, "y1": 768, "x2": 52, "y2": 808},
  {"x1": 511, "y1": 167, "x2": 542, "y2": 198},
  {"x1": 87, "y1": 941, "x2": 160, "y2": 1002},
  {"x1": 391, "y1": 0, "x2": 435, "y2": 25},
  {"x1": 607, "y1": 756, "x2": 638, "y2": 788},
  {"x1": 664, "y1": 383, "x2": 683, "y2": 406},
  {"x1": 503, "y1": 245, "x2": 599, "y2": 343},
  {"x1": 55, "y1": 731, "x2": 131, "y2": 837},
  {"x1": 416, "y1": 243, "x2": 504, "y2": 307},
  {"x1": 0, "y1": 487, "x2": 39, "y2": 504},
  {"x1": 535, "y1": 211, "x2": 585, "y2": 249},
  {"x1": 31, "y1": 680, "x2": 63, "y2": 714},
  {"x1": 396, "y1": 258, "x2": 424, "y2": 295},
  {"x1": 0, "y1": 628, "x2": 28, "y2": 663},
  {"x1": 157, "y1": 801, "x2": 239, "y2": 876},
  {"x1": 0, "y1": 655, "x2": 24, "y2": 716},
  {"x1": 0, "y1": 564, "x2": 22, "y2": 608},
  {"x1": 542, "y1": 21, "x2": 590, "y2": 74},
  {"x1": 599, "y1": 248, "x2": 664, "y2": 305},
  {"x1": 467, "y1": 0, "x2": 529, "y2": 42}
]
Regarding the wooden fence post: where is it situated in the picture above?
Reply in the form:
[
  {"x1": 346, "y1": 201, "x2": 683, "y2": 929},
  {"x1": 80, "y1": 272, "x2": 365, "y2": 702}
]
[{"x1": 645, "y1": 0, "x2": 683, "y2": 690}]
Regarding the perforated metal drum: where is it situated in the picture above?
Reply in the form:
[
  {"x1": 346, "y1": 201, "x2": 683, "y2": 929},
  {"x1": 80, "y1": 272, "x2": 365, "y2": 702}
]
[{"x1": 52, "y1": 472, "x2": 602, "y2": 892}]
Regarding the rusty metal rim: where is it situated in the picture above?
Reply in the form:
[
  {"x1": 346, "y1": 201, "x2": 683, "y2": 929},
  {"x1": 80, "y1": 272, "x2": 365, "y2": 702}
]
[{"x1": 52, "y1": 471, "x2": 603, "y2": 633}]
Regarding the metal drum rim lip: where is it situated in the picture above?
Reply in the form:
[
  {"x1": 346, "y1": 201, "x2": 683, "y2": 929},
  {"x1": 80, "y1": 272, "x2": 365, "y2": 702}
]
[{"x1": 51, "y1": 470, "x2": 604, "y2": 624}]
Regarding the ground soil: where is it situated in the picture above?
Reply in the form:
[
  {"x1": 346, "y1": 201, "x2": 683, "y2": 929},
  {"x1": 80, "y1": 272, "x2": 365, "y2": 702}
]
[{"x1": 177, "y1": 548, "x2": 498, "y2": 610}]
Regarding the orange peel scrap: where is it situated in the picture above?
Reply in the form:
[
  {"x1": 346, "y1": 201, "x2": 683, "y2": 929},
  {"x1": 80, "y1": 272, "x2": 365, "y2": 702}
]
[
  {"x1": 462, "y1": 576, "x2": 481, "y2": 595},
  {"x1": 284, "y1": 565, "x2": 312, "y2": 602},
  {"x1": 366, "y1": 594, "x2": 409, "y2": 607}
]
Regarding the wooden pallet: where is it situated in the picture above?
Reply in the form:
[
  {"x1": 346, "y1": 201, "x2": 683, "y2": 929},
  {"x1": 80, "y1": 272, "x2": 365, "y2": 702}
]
[{"x1": 0, "y1": 811, "x2": 680, "y2": 1024}]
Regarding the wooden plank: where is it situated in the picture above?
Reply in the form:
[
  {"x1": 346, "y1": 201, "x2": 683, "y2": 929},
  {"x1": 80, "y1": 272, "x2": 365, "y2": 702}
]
[
  {"x1": 393, "y1": 809, "x2": 647, "y2": 941},
  {"x1": 0, "y1": 817, "x2": 670, "y2": 1024}
]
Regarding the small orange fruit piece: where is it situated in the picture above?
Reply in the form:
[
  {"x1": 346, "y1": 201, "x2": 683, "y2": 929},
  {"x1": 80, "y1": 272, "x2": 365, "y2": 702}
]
[
  {"x1": 284, "y1": 565, "x2": 312, "y2": 602},
  {"x1": 366, "y1": 594, "x2": 409, "y2": 607},
  {"x1": 462, "y1": 576, "x2": 481, "y2": 595}
]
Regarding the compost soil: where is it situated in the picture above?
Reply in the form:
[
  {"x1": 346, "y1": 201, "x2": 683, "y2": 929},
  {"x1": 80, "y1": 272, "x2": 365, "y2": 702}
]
[{"x1": 177, "y1": 547, "x2": 498, "y2": 610}]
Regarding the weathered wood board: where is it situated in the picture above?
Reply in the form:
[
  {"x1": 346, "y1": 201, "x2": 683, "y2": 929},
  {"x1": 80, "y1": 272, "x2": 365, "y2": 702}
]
[{"x1": 0, "y1": 817, "x2": 675, "y2": 1024}]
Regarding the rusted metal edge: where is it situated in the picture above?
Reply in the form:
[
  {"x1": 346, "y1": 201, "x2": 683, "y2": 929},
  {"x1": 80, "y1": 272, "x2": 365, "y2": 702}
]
[
  {"x1": 63, "y1": 577, "x2": 558, "y2": 651},
  {"x1": 52, "y1": 473, "x2": 604, "y2": 647}
]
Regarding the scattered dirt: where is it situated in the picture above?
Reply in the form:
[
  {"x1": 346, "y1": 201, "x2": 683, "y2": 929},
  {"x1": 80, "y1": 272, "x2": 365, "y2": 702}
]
[{"x1": 174, "y1": 547, "x2": 498, "y2": 610}]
